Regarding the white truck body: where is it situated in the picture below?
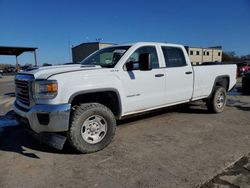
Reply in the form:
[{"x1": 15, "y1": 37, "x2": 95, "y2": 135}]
[{"x1": 13, "y1": 42, "x2": 237, "y2": 152}]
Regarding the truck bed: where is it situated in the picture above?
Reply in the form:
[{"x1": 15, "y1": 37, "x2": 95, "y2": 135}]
[{"x1": 192, "y1": 64, "x2": 237, "y2": 100}]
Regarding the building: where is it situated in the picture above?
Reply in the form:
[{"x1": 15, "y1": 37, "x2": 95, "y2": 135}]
[
  {"x1": 72, "y1": 42, "x2": 115, "y2": 63},
  {"x1": 72, "y1": 42, "x2": 222, "y2": 65},
  {"x1": 186, "y1": 46, "x2": 222, "y2": 65}
]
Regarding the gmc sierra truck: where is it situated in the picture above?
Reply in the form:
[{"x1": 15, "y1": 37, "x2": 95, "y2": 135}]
[{"x1": 14, "y1": 42, "x2": 237, "y2": 153}]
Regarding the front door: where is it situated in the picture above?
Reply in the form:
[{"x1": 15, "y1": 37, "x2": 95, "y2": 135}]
[{"x1": 119, "y1": 46, "x2": 166, "y2": 114}]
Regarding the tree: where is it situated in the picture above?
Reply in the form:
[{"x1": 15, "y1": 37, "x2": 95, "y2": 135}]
[
  {"x1": 241, "y1": 54, "x2": 250, "y2": 61},
  {"x1": 222, "y1": 51, "x2": 240, "y2": 62}
]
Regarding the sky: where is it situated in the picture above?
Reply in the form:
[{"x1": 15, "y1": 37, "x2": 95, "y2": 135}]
[{"x1": 0, "y1": 0, "x2": 250, "y2": 65}]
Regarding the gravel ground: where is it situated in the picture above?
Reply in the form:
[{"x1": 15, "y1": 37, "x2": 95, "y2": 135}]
[
  {"x1": 0, "y1": 76, "x2": 15, "y2": 97},
  {"x1": 201, "y1": 153, "x2": 250, "y2": 188},
  {"x1": 0, "y1": 76, "x2": 15, "y2": 115},
  {"x1": 0, "y1": 77, "x2": 250, "y2": 188}
]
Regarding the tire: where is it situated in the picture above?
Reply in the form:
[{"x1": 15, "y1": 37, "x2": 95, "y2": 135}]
[
  {"x1": 68, "y1": 103, "x2": 116, "y2": 153},
  {"x1": 206, "y1": 86, "x2": 227, "y2": 113}
]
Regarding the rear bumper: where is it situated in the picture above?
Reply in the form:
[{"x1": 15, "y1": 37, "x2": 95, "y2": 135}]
[{"x1": 13, "y1": 101, "x2": 71, "y2": 134}]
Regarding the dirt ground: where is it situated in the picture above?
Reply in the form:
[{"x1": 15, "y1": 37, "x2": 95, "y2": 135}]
[
  {"x1": 0, "y1": 76, "x2": 15, "y2": 95},
  {"x1": 0, "y1": 76, "x2": 250, "y2": 188}
]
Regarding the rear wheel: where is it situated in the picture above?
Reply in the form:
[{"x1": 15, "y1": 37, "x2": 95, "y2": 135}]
[
  {"x1": 68, "y1": 103, "x2": 116, "y2": 153},
  {"x1": 206, "y1": 86, "x2": 227, "y2": 113}
]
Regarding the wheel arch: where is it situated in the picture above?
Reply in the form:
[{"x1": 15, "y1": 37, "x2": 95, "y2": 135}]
[
  {"x1": 69, "y1": 88, "x2": 122, "y2": 119},
  {"x1": 208, "y1": 75, "x2": 230, "y2": 98}
]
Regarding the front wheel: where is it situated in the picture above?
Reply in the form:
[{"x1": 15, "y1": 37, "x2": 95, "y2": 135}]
[
  {"x1": 206, "y1": 86, "x2": 227, "y2": 113},
  {"x1": 68, "y1": 103, "x2": 116, "y2": 153}
]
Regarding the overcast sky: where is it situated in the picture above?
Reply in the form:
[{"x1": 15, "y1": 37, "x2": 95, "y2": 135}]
[{"x1": 0, "y1": 0, "x2": 249, "y2": 65}]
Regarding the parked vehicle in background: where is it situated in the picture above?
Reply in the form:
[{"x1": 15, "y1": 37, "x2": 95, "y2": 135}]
[
  {"x1": 238, "y1": 62, "x2": 250, "y2": 76},
  {"x1": 0, "y1": 70, "x2": 3, "y2": 78},
  {"x1": 13, "y1": 42, "x2": 237, "y2": 153},
  {"x1": 242, "y1": 72, "x2": 250, "y2": 94},
  {"x1": 4, "y1": 66, "x2": 16, "y2": 73}
]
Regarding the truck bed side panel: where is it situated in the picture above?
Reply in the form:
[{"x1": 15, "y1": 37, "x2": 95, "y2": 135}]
[{"x1": 192, "y1": 65, "x2": 236, "y2": 100}]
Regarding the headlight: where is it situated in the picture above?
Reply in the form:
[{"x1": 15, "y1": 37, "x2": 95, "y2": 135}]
[{"x1": 33, "y1": 80, "x2": 58, "y2": 99}]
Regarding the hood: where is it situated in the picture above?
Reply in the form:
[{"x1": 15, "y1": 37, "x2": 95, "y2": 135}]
[{"x1": 20, "y1": 64, "x2": 102, "y2": 79}]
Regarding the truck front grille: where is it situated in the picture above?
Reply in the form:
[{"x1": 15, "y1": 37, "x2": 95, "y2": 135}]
[
  {"x1": 15, "y1": 79, "x2": 30, "y2": 106},
  {"x1": 15, "y1": 74, "x2": 34, "y2": 107}
]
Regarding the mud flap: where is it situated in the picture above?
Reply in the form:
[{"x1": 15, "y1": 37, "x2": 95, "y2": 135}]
[{"x1": 26, "y1": 129, "x2": 66, "y2": 150}]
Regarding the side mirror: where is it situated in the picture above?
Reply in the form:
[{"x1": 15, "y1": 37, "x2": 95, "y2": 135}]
[
  {"x1": 139, "y1": 53, "x2": 152, "y2": 71},
  {"x1": 125, "y1": 61, "x2": 134, "y2": 71}
]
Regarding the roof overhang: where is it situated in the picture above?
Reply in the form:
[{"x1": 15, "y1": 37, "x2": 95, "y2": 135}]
[{"x1": 0, "y1": 46, "x2": 37, "y2": 56}]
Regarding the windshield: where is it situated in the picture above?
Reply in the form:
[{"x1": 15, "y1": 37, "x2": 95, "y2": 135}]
[{"x1": 81, "y1": 46, "x2": 131, "y2": 68}]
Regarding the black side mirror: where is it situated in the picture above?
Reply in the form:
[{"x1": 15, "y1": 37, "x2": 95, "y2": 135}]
[
  {"x1": 125, "y1": 61, "x2": 134, "y2": 71},
  {"x1": 139, "y1": 53, "x2": 152, "y2": 71}
]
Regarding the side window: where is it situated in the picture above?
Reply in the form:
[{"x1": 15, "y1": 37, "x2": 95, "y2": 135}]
[
  {"x1": 127, "y1": 46, "x2": 159, "y2": 70},
  {"x1": 161, "y1": 47, "x2": 187, "y2": 67},
  {"x1": 100, "y1": 52, "x2": 113, "y2": 65}
]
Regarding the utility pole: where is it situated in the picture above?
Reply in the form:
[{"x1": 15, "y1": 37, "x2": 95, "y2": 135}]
[
  {"x1": 34, "y1": 50, "x2": 38, "y2": 66},
  {"x1": 15, "y1": 55, "x2": 19, "y2": 71}
]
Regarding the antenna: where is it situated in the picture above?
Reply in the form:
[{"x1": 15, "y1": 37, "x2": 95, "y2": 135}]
[{"x1": 96, "y1": 38, "x2": 103, "y2": 42}]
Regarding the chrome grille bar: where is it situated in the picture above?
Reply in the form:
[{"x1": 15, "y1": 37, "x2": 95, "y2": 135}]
[{"x1": 15, "y1": 74, "x2": 34, "y2": 107}]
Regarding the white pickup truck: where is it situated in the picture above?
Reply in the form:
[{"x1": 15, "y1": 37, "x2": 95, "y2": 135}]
[{"x1": 14, "y1": 42, "x2": 237, "y2": 153}]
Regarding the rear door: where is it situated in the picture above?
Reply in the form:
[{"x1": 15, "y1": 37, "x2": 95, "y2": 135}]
[{"x1": 160, "y1": 46, "x2": 193, "y2": 104}]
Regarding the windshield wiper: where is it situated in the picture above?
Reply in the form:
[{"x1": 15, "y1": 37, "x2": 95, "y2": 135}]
[{"x1": 80, "y1": 64, "x2": 102, "y2": 68}]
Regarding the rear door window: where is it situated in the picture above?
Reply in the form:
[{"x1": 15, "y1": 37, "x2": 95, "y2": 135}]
[{"x1": 161, "y1": 47, "x2": 187, "y2": 67}]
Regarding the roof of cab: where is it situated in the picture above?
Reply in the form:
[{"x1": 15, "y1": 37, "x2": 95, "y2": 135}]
[{"x1": 105, "y1": 42, "x2": 183, "y2": 48}]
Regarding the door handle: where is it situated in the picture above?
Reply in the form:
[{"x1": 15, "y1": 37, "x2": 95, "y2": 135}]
[
  {"x1": 185, "y1": 71, "x2": 192, "y2": 75},
  {"x1": 155, "y1": 74, "x2": 164, "y2": 77}
]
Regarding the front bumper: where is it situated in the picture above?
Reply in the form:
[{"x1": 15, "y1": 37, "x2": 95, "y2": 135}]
[{"x1": 13, "y1": 101, "x2": 71, "y2": 134}]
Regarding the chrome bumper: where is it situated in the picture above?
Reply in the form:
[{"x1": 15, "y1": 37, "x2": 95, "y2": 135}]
[{"x1": 13, "y1": 101, "x2": 71, "y2": 134}]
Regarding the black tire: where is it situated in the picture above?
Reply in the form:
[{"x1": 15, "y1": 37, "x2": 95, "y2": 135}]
[
  {"x1": 206, "y1": 86, "x2": 227, "y2": 113},
  {"x1": 68, "y1": 103, "x2": 116, "y2": 153}
]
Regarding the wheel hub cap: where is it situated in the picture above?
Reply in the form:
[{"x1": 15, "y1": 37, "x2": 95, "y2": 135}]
[
  {"x1": 81, "y1": 115, "x2": 107, "y2": 144},
  {"x1": 89, "y1": 122, "x2": 98, "y2": 132},
  {"x1": 216, "y1": 93, "x2": 225, "y2": 108}
]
